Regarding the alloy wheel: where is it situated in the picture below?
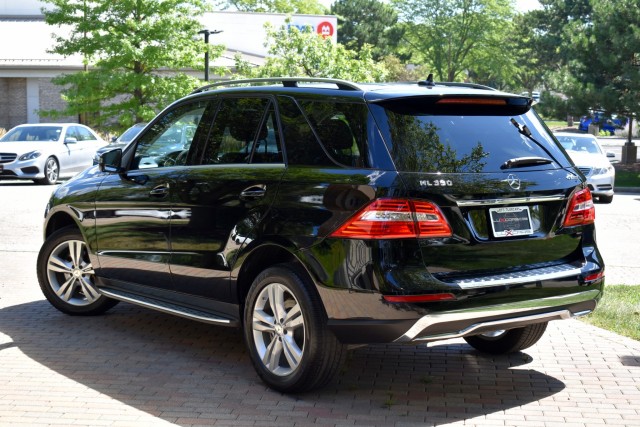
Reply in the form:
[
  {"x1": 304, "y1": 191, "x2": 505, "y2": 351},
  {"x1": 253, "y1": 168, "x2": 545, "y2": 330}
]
[{"x1": 251, "y1": 282, "x2": 306, "y2": 376}]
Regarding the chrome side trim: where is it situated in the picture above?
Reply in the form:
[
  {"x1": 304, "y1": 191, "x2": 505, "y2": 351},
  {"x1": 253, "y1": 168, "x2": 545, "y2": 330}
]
[
  {"x1": 99, "y1": 288, "x2": 232, "y2": 325},
  {"x1": 455, "y1": 195, "x2": 565, "y2": 207},
  {"x1": 439, "y1": 263, "x2": 582, "y2": 289},
  {"x1": 394, "y1": 289, "x2": 600, "y2": 343}
]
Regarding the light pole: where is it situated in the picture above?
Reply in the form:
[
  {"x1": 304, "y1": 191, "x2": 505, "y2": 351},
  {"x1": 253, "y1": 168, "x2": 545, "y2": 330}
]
[{"x1": 198, "y1": 29, "x2": 223, "y2": 82}]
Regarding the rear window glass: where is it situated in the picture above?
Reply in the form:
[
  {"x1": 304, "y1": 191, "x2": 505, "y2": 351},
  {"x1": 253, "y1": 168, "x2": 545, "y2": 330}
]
[{"x1": 370, "y1": 98, "x2": 568, "y2": 173}]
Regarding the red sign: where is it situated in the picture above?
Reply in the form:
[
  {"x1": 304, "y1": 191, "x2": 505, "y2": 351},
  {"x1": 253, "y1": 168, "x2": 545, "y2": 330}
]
[{"x1": 317, "y1": 21, "x2": 334, "y2": 38}]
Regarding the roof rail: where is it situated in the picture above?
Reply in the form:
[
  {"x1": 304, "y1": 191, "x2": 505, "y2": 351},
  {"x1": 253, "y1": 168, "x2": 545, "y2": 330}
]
[{"x1": 190, "y1": 77, "x2": 363, "y2": 94}]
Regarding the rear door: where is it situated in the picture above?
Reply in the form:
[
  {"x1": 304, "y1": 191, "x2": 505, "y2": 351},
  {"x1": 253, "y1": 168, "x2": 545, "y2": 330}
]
[{"x1": 169, "y1": 96, "x2": 286, "y2": 303}]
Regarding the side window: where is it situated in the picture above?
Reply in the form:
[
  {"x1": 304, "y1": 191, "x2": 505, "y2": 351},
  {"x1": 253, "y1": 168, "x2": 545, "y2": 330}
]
[
  {"x1": 202, "y1": 97, "x2": 282, "y2": 165},
  {"x1": 65, "y1": 127, "x2": 80, "y2": 142},
  {"x1": 277, "y1": 96, "x2": 334, "y2": 167},
  {"x1": 299, "y1": 99, "x2": 371, "y2": 168},
  {"x1": 131, "y1": 101, "x2": 210, "y2": 170},
  {"x1": 248, "y1": 104, "x2": 283, "y2": 164},
  {"x1": 75, "y1": 126, "x2": 97, "y2": 142}
]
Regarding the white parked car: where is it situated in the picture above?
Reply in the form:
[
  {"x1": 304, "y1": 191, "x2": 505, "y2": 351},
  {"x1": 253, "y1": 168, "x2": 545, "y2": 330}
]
[
  {"x1": 0, "y1": 123, "x2": 107, "y2": 185},
  {"x1": 554, "y1": 132, "x2": 615, "y2": 203}
]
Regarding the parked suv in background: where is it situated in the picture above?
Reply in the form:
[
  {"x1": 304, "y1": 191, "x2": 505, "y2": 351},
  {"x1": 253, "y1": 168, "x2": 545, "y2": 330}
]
[{"x1": 37, "y1": 77, "x2": 604, "y2": 393}]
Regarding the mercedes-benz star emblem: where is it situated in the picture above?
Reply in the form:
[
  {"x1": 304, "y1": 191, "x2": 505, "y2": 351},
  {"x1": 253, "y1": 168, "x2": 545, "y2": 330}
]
[{"x1": 505, "y1": 174, "x2": 521, "y2": 190}]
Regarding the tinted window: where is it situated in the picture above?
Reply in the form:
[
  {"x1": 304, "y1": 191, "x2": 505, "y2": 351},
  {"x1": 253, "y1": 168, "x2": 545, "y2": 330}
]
[
  {"x1": 277, "y1": 96, "x2": 334, "y2": 167},
  {"x1": 299, "y1": 99, "x2": 371, "y2": 168},
  {"x1": 131, "y1": 101, "x2": 210, "y2": 170},
  {"x1": 371, "y1": 98, "x2": 568, "y2": 173},
  {"x1": 201, "y1": 97, "x2": 282, "y2": 164}
]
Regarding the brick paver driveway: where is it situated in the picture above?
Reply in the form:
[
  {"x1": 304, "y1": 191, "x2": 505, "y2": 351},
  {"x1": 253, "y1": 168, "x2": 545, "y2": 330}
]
[
  {"x1": 0, "y1": 183, "x2": 639, "y2": 426},
  {"x1": 0, "y1": 251, "x2": 639, "y2": 426}
]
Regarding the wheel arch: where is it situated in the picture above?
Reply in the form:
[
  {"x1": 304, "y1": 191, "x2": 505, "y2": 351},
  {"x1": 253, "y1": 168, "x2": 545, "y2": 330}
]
[
  {"x1": 234, "y1": 244, "x2": 315, "y2": 317},
  {"x1": 44, "y1": 210, "x2": 79, "y2": 239}
]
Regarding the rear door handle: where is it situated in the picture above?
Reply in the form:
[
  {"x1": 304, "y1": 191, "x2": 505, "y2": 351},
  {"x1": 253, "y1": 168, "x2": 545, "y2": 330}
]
[
  {"x1": 149, "y1": 184, "x2": 169, "y2": 198},
  {"x1": 239, "y1": 184, "x2": 266, "y2": 201}
]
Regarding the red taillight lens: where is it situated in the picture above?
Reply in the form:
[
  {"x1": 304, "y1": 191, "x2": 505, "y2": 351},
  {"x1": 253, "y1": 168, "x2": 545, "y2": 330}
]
[
  {"x1": 383, "y1": 293, "x2": 456, "y2": 303},
  {"x1": 563, "y1": 188, "x2": 595, "y2": 227},
  {"x1": 330, "y1": 199, "x2": 452, "y2": 239}
]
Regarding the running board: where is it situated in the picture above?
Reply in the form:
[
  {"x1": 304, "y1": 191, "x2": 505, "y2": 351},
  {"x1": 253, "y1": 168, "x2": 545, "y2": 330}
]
[{"x1": 99, "y1": 288, "x2": 237, "y2": 326}]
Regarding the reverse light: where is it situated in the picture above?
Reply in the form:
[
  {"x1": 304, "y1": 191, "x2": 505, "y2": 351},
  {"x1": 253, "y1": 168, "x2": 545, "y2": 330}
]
[
  {"x1": 18, "y1": 150, "x2": 42, "y2": 161},
  {"x1": 563, "y1": 188, "x2": 595, "y2": 227},
  {"x1": 330, "y1": 198, "x2": 452, "y2": 239}
]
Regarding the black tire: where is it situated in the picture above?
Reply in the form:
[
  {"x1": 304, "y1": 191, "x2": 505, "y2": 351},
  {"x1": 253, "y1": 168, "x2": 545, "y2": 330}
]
[
  {"x1": 36, "y1": 156, "x2": 59, "y2": 185},
  {"x1": 37, "y1": 227, "x2": 118, "y2": 315},
  {"x1": 463, "y1": 322, "x2": 548, "y2": 354},
  {"x1": 599, "y1": 195, "x2": 613, "y2": 204},
  {"x1": 243, "y1": 264, "x2": 346, "y2": 393}
]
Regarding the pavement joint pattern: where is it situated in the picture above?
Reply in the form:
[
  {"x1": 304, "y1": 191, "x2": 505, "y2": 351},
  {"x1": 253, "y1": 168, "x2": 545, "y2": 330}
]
[{"x1": 1, "y1": 252, "x2": 639, "y2": 426}]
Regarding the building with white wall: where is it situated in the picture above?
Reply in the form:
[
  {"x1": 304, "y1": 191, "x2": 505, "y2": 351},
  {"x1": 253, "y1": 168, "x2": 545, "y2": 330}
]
[{"x1": 0, "y1": 1, "x2": 337, "y2": 129}]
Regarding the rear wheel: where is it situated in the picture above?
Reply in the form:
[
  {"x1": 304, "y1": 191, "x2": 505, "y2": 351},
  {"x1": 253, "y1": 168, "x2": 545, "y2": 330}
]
[
  {"x1": 463, "y1": 322, "x2": 548, "y2": 354},
  {"x1": 599, "y1": 195, "x2": 613, "y2": 204},
  {"x1": 244, "y1": 264, "x2": 346, "y2": 393},
  {"x1": 37, "y1": 227, "x2": 118, "y2": 315}
]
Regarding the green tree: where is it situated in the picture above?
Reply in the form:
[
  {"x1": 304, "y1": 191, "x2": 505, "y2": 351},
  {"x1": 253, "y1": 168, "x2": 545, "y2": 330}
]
[
  {"x1": 331, "y1": 0, "x2": 403, "y2": 60},
  {"x1": 235, "y1": 23, "x2": 387, "y2": 82},
  {"x1": 215, "y1": 0, "x2": 326, "y2": 14},
  {"x1": 393, "y1": 0, "x2": 514, "y2": 82},
  {"x1": 42, "y1": 0, "x2": 221, "y2": 132},
  {"x1": 568, "y1": 0, "x2": 640, "y2": 124}
]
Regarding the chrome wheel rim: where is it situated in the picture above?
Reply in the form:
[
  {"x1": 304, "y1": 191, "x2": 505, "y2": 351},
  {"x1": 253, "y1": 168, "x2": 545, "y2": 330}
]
[
  {"x1": 45, "y1": 158, "x2": 59, "y2": 183},
  {"x1": 46, "y1": 239, "x2": 100, "y2": 306},
  {"x1": 252, "y1": 283, "x2": 305, "y2": 376}
]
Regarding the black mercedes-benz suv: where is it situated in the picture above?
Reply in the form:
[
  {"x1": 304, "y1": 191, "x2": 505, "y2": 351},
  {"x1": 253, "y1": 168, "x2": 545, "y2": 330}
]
[{"x1": 37, "y1": 77, "x2": 604, "y2": 392}]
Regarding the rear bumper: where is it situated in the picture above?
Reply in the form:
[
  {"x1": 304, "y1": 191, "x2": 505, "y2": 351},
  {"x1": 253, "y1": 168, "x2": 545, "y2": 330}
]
[
  {"x1": 325, "y1": 288, "x2": 601, "y2": 344},
  {"x1": 393, "y1": 289, "x2": 599, "y2": 343}
]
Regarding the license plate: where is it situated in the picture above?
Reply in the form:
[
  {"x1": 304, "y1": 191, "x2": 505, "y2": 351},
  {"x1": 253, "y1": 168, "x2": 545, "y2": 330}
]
[{"x1": 489, "y1": 206, "x2": 533, "y2": 238}]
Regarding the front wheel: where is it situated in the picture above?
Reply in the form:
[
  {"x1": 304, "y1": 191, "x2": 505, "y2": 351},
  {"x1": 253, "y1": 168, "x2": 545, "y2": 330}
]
[
  {"x1": 463, "y1": 322, "x2": 548, "y2": 354},
  {"x1": 37, "y1": 227, "x2": 118, "y2": 315},
  {"x1": 36, "y1": 156, "x2": 59, "y2": 185},
  {"x1": 244, "y1": 264, "x2": 346, "y2": 393}
]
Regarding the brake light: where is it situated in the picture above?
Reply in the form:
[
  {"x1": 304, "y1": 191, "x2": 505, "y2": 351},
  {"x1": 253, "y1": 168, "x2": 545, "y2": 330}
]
[
  {"x1": 436, "y1": 98, "x2": 507, "y2": 106},
  {"x1": 563, "y1": 188, "x2": 595, "y2": 227},
  {"x1": 330, "y1": 199, "x2": 452, "y2": 239}
]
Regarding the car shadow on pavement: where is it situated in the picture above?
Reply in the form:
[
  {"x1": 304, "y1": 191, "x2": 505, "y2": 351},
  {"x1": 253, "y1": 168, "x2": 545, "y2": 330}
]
[{"x1": 0, "y1": 300, "x2": 565, "y2": 425}]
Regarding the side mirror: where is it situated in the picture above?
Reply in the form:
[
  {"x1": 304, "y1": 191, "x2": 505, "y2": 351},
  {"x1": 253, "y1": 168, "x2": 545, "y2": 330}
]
[
  {"x1": 99, "y1": 148, "x2": 123, "y2": 173},
  {"x1": 606, "y1": 151, "x2": 615, "y2": 158},
  {"x1": 64, "y1": 137, "x2": 78, "y2": 144}
]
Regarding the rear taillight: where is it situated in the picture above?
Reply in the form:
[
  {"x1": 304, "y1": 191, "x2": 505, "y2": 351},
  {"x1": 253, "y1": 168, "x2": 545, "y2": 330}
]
[
  {"x1": 330, "y1": 199, "x2": 452, "y2": 239},
  {"x1": 563, "y1": 188, "x2": 595, "y2": 227}
]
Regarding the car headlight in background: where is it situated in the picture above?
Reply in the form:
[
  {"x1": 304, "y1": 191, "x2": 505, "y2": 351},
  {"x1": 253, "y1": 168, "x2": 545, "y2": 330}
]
[
  {"x1": 593, "y1": 166, "x2": 614, "y2": 176},
  {"x1": 18, "y1": 151, "x2": 42, "y2": 161}
]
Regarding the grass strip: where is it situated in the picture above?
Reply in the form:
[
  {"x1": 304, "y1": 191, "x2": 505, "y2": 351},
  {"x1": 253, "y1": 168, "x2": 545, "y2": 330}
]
[{"x1": 580, "y1": 285, "x2": 640, "y2": 341}]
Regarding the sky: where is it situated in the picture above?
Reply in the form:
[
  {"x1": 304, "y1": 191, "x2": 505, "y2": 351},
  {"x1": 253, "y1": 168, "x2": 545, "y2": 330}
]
[{"x1": 516, "y1": 0, "x2": 542, "y2": 12}]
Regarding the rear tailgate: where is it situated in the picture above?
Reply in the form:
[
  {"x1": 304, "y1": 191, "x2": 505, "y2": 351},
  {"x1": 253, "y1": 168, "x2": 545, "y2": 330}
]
[{"x1": 399, "y1": 169, "x2": 589, "y2": 287}]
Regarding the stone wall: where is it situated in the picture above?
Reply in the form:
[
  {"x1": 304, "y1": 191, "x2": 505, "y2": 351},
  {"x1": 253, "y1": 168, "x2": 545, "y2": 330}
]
[
  {"x1": 0, "y1": 78, "x2": 27, "y2": 130},
  {"x1": 38, "y1": 78, "x2": 76, "y2": 123}
]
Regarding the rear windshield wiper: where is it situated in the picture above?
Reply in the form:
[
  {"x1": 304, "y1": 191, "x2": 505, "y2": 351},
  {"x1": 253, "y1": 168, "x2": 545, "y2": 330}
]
[
  {"x1": 509, "y1": 117, "x2": 558, "y2": 167},
  {"x1": 501, "y1": 156, "x2": 553, "y2": 169}
]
